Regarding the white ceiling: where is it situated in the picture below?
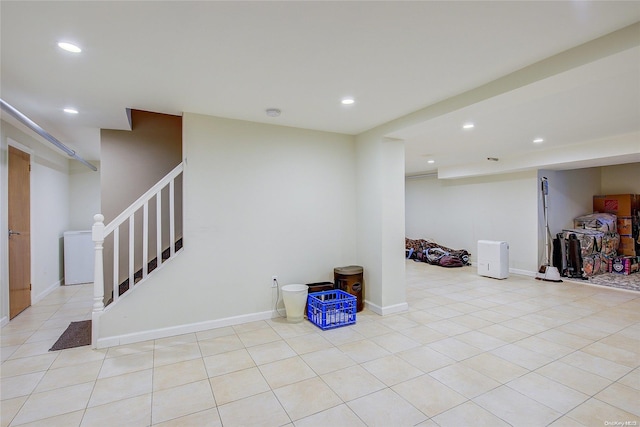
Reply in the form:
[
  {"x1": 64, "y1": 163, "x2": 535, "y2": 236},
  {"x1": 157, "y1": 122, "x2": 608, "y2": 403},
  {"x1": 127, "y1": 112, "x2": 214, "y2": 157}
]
[{"x1": 1, "y1": 1, "x2": 639, "y2": 178}]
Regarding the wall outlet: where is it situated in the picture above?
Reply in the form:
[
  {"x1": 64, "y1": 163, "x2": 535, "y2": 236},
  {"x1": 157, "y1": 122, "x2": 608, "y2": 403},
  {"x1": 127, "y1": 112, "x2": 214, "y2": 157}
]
[{"x1": 271, "y1": 276, "x2": 278, "y2": 288}]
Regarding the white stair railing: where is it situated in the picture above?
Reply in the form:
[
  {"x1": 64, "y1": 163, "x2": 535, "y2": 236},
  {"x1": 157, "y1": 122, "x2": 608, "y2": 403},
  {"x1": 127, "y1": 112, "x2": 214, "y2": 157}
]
[{"x1": 92, "y1": 163, "x2": 183, "y2": 347}]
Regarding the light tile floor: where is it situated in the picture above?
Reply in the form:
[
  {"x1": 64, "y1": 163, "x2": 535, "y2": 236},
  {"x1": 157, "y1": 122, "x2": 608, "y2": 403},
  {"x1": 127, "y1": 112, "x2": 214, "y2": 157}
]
[{"x1": 1, "y1": 261, "x2": 639, "y2": 426}]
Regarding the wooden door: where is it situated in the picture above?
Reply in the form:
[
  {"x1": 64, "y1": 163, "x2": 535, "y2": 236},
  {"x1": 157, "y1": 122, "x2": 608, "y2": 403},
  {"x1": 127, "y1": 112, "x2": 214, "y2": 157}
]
[{"x1": 8, "y1": 145, "x2": 31, "y2": 319}]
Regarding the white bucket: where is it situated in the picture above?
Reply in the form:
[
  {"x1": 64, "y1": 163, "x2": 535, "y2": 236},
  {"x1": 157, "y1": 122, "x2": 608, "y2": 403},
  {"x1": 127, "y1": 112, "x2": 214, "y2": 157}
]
[{"x1": 281, "y1": 284, "x2": 308, "y2": 323}]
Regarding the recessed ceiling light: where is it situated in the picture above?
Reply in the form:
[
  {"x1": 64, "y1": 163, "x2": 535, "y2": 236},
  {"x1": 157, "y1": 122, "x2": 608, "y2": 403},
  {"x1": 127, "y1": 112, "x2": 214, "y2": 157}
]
[
  {"x1": 57, "y1": 42, "x2": 82, "y2": 53},
  {"x1": 427, "y1": 160, "x2": 435, "y2": 164},
  {"x1": 265, "y1": 108, "x2": 281, "y2": 117},
  {"x1": 341, "y1": 97, "x2": 355, "y2": 105},
  {"x1": 63, "y1": 108, "x2": 78, "y2": 114},
  {"x1": 463, "y1": 123, "x2": 475, "y2": 129},
  {"x1": 533, "y1": 138, "x2": 544, "y2": 143}
]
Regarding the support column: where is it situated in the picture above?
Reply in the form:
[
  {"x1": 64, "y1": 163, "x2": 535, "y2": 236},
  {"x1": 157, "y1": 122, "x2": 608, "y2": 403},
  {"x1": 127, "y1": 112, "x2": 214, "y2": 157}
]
[{"x1": 355, "y1": 135, "x2": 407, "y2": 315}]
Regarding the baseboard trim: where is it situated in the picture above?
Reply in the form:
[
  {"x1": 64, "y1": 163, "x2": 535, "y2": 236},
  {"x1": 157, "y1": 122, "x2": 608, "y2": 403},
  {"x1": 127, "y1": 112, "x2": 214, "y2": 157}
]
[
  {"x1": 0, "y1": 316, "x2": 8, "y2": 328},
  {"x1": 95, "y1": 310, "x2": 274, "y2": 349},
  {"x1": 32, "y1": 280, "x2": 61, "y2": 304},
  {"x1": 470, "y1": 262, "x2": 536, "y2": 278},
  {"x1": 511, "y1": 268, "x2": 536, "y2": 277},
  {"x1": 364, "y1": 300, "x2": 409, "y2": 316}
]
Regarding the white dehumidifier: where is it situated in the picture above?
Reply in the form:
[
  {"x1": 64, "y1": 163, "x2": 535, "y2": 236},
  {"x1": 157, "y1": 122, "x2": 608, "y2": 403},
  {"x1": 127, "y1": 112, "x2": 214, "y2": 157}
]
[{"x1": 477, "y1": 240, "x2": 509, "y2": 279}]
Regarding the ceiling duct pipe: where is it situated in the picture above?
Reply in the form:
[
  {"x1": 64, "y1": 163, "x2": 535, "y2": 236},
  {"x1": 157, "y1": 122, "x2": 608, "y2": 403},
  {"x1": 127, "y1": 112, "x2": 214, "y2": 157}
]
[{"x1": 1, "y1": 98, "x2": 97, "y2": 171}]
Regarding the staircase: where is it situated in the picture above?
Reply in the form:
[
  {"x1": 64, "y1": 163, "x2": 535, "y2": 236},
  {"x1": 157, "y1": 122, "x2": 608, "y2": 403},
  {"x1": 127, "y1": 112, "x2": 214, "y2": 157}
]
[
  {"x1": 111, "y1": 238, "x2": 183, "y2": 303},
  {"x1": 91, "y1": 163, "x2": 184, "y2": 348}
]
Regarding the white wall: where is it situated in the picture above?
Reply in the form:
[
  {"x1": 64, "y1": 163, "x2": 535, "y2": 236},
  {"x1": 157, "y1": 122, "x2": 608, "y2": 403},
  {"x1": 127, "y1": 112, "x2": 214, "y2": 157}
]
[
  {"x1": 539, "y1": 168, "x2": 601, "y2": 235},
  {"x1": 405, "y1": 171, "x2": 539, "y2": 273},
  {"x1": 600, "y1": 162, "x2": 640, "y2": 194},
  {"x1": 68, "y1": 160, "x2": 101, "y2": 230},
  {"x1": 97, "y1": 114, "x2": 358, "y2": 341},
  {"x1": 30, "y1": 157, "x2": 70, "y2": 300},
  {"x1": 1, "y1": 121, "x2": 71, "y2": 323}
]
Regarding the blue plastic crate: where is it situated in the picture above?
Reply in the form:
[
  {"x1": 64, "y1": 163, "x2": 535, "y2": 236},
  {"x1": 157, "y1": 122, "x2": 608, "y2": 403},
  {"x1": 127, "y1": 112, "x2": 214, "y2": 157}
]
[{"x1": 307, "y1": 290, "x2": 356, "y2": 330}]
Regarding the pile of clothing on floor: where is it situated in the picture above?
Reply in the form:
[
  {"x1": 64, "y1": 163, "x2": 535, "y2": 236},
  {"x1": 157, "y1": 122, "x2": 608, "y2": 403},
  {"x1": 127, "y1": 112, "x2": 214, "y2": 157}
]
[{"x1": 405, "y1": 238, "x2": 471, "y2": 268}]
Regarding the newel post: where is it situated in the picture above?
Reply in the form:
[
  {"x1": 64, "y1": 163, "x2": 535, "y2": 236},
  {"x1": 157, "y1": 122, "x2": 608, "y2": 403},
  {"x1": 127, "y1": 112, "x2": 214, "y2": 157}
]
[{"x1": 92, "y1": 214, "x2": 105, "y2": 313}]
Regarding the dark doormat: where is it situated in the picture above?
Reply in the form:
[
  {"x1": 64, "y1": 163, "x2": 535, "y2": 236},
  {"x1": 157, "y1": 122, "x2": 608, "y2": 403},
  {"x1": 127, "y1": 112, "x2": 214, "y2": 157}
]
[{"x1": 49, "y1": 320, "x2": 91, "y2": 351}]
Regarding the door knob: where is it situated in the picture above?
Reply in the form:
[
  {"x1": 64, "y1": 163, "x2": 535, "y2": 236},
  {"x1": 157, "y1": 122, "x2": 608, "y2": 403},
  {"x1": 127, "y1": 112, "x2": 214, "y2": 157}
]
[{"x1": 8, "y1": 229, "x2": 21, "y2": 237}]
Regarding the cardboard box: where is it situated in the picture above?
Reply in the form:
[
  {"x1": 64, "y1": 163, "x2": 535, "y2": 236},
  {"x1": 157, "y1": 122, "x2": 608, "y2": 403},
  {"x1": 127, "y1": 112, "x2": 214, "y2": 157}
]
[
  {"x1": 616, "y1": 216, "x2": 635, "y2": 236},
  {"x1": 593, "y1": 194, "x2": 638, "y2": 217},
  {"x1": 608, "y1": 256, "x2": 639, "y2": 275},
  {"x1": 618, "y1": 236, "x2": 637, "y2": 257}
]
